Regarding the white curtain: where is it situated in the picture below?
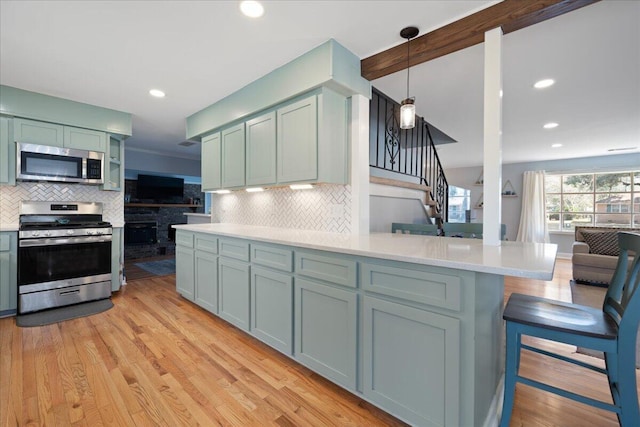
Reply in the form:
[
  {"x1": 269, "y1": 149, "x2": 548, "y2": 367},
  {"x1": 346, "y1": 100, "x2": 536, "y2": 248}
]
[{"x1": 516, "y1": 170, "x2": 550, "y2": 243}]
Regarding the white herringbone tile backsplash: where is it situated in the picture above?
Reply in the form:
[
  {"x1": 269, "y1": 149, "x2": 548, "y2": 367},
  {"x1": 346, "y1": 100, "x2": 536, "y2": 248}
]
[
  {"x1": 0, "y1": 183, "x2": 124, "y2": 226},
  {"x1": 211, "y1": 184, "x2": 352, "y2": 233}
]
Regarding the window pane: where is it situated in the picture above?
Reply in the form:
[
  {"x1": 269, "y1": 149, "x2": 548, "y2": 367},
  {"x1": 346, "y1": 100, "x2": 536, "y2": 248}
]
[
  {"x1": 634, "y1": 214, "x2": 640, "y2": 227},
  {"x1": 563, "y1": 214, "x2": 593, "y2": 230},
  {"x1": 563, "y1": 174, "x2": 593, "y2": 193},
  {"x1": 596, "y1": 193, "x2": 632, "y2": 214},
  {"x1": 596, "y1": 173, "x2": 632, "y2": 192},
  {"x1": 547, "y1": 213, "x2": 560, "y2": 231},
  {"x1": 562, "y1": 194, "x2": 593, "y2": 212},
  {"x1": 546, "y1": 194, "x2": 560, "y2": 212},
  {"x1": 595, "y1": 214, "x2": 631, "y2": 227},
  {"x1": 545, "y1": 175, "x2": 561, "y2": 193}
]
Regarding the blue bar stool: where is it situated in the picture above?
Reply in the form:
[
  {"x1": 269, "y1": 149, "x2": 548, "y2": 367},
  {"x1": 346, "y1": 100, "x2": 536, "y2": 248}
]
[{"x1": 501, "y1": 231, "x2": 640, "y2": 426}]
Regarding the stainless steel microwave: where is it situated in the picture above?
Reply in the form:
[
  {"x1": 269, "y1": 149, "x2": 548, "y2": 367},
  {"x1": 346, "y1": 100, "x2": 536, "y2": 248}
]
[{"x1": 16, "y1": 143, "x2": 104, "y2": 184}]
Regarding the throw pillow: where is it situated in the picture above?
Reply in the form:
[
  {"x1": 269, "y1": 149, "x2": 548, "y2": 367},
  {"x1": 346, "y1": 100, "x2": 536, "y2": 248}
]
[{"x1": 581, "y1": 230, "x2": 620, "y2": 257}]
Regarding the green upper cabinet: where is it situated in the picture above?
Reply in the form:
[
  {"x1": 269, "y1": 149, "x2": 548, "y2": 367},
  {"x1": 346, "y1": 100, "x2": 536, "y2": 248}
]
[
  {"x1": 277, "y1": 95, "x2": 318, "y2": 184},
  {"x1": 246, "y1": 111, "x2": 276, "y2": 186},
  {"x1": 14, "y1": 118, "x2": 64, "y2": 147},
  {"x1": 221, "y1": 123, "x2": 245, "y2": 189},
  {"x1": 13, "y1": 117, "x2": 106, "y2": 152},
  {"x1": 64, "y1": 126, "x2": 106, "y2": 152},
  {"x1": 0, "y1": 117, "x2": 15, "y2": 185},
  {"x1": 103, "y1": 134, "x2": 124, "y2": 191},
  {"x1": 201, "y1": 132, "x2": 221, "y2": 191}
]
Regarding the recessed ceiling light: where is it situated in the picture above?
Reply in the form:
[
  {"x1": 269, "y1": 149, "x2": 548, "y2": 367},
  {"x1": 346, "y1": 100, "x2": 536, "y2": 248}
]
[
  {"x1": 551, "y1": 143, "x2": 562, "y2": 148},
  {"x1": 543, "y1": 122, "x2": 559, "y2": 129},
  {"x1": 246, "y1": 187, "x2": 264, "y2": 192},
  {"x1": 149, "y1": 89, "x2": 165, "y2": 98},
  {"x1": 534, "y1": 79, "x2": 555, "y2": 89},
  {"x1": 240, "y1": 1, "x2": 264, "y2": 18}
]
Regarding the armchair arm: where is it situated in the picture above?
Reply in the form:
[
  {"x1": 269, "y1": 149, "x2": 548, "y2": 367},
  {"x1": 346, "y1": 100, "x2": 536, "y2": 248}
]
[{"x1": 572, "y1": 241, "x2": 590, "y2": 254}]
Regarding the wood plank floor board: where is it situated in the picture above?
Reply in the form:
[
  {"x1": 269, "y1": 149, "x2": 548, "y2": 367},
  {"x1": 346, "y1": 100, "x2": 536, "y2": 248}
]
[{"x1": 2, "y1": 258, "x2": 638, "y2": 426}]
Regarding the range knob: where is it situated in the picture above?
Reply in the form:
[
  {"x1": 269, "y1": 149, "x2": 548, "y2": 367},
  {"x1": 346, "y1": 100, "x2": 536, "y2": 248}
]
[
  {"x1": 86, "y1": 230, "x2": 95, "y2": 235},
  {"x1": 44, "y1": 230, "x2": 51, "y2": 237},
  {"x1": 66, "y1": 230, "x2": 74, "y2": 235},
  {"x1": 31, "y1": 231, "x2": 40, "y2": 237}
]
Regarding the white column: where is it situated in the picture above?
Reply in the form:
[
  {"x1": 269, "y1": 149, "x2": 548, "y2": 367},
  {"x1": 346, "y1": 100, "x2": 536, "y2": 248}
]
[
  {"x1": 483, "y1": 27, "x2": 503, "y2": 246},
  {"x1": 350, "y1": 94, "x2": 370, "y2": 234}
]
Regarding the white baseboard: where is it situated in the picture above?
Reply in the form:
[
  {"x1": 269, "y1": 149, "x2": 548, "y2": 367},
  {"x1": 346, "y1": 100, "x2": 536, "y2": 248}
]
[{"x1": 483, "y1": 374, "x2": 505, "y2": 427}]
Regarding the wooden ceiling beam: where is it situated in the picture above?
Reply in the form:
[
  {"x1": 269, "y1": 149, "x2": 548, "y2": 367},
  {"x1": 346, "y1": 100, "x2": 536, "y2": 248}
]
[{"x1": 361, "y1": 0, "x2": 600, "y2": 81}]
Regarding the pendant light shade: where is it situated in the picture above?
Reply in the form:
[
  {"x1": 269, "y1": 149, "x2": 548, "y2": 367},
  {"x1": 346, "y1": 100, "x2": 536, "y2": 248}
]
[
  {"x1": 400, "y1": 98, "x2": 415, "y2": 129},
  {"x1": 400, "y1": 26, "x2": 419, "y2": 129}
]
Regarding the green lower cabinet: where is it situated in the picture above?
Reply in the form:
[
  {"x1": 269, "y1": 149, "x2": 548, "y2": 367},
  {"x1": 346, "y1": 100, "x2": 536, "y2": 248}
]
[
  {"x1": 0, "y1": 232, "x2": 18, "y2": 317},
  {"x1": 195, "y1": 251, "x2": 218, "y2": 313},
  {"x1": 176, "y1": 245, "x2": 195, "y2": 301},
  {"x1": 250, "y1": 266, "x2": 293, "y2": 354},
  {"x1": 294, "y1": 277, "x2": 357, "y2": 389},
  {"x1": 218, "y1": 258, "x2": 250, "y2": 331},
  {"x1": 362, "y1": 296, "x2": 461, "y2": 427},
  {"x1": 111, "y1": 228, "x2": 123, "y2": 291}
]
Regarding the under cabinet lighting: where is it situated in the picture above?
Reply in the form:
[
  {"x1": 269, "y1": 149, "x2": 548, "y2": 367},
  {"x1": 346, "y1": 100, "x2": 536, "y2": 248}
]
[
  {"x1": 543, "y1": 122, "x2": 559, "y2": 129},
  {"x1": 149, "y1": 89, "x2": 165, "y2": 98},
  {"x1": 246, "y1": 187, "x2": 264, "y2": 192},
  {"x1": 534, "y1": 79, "x2": 555, "y2": 89},
  {"x1": 214, "y1": 189, "x2": 231, "y2": 194},
  {"x1": 290, "y1": 184, "x2": 313, "y2": 190},
  {"x1": 551, "y1": 143, "x2": 563, "y2": 148},
  {"x1": 240, "y1": 1, "x2": 264, "y2": 18}
]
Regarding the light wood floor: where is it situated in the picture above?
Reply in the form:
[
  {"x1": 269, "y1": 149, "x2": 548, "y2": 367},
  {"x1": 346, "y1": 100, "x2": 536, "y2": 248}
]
[{"x1": 1, "y1": 259, "x2": 637, "y2": 426}]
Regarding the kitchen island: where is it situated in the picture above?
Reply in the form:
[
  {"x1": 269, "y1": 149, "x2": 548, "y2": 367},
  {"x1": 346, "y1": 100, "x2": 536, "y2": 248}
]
[{"x1": 173, "y1": 223, "x2": 557, "y2": 427}]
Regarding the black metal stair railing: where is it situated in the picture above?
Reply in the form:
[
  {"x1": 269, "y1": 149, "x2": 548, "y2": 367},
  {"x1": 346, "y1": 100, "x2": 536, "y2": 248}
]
[{"x1": 369, "y1": 87, "x2": 449, "y2": 221}]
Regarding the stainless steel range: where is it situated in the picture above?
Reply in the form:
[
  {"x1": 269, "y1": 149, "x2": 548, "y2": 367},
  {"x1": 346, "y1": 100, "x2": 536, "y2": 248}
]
[{"x1": 18, "y1": 201, "x2": 112, "y2": 314}]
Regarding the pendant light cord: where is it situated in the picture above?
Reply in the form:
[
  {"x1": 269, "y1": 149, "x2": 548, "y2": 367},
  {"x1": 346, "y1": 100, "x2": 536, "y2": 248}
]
[{"x1": 406, "y1": 36, "x2": 410, "y2": 99}]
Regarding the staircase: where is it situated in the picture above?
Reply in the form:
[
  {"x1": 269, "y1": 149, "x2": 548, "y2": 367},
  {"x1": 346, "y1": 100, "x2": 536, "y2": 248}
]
[{"x1": 369, "y1": 87, "x2": 449, "y2": 223}]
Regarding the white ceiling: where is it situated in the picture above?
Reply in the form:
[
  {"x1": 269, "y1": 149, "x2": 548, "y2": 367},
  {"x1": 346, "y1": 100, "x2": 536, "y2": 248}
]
[{"x1": 1, "y1": 1, "x2": 638, "y2": 170}]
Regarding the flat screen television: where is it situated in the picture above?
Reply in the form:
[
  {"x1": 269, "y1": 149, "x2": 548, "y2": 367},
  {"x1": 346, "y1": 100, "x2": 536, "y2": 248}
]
[{"x1": 136, "y1": 174, "x2": 184, "y2": 203}]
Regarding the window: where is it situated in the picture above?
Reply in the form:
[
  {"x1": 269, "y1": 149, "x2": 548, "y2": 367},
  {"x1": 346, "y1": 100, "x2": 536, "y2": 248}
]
[
  {"x1": 545, "y1": 171, "x2": 640, "y2": 231},
  {"x1": 448, "y1": 186, "x2": 471, "y2": 223}
]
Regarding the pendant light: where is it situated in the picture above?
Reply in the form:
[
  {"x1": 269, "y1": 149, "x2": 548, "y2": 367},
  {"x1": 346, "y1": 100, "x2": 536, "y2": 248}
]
[{"x1": 400, "y1": 26, "x2": 419, "y2": 129}]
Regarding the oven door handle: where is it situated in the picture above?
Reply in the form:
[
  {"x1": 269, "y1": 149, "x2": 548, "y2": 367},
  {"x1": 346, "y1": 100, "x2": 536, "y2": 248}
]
[{"x1": 19, "y1": 235, "x2": 112, "y2": 247}]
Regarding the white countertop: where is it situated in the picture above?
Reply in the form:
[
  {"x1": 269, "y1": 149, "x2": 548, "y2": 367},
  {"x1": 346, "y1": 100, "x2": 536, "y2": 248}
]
[
  {"x1": 173, "y1": 223, "x2": 558, "y2": 279},
  {"x1": 0, "y1": 224, "x2": 19, "y2": 232},
  {"x1": 183, "y1": 213, "x2": 212, "y2": 217}
]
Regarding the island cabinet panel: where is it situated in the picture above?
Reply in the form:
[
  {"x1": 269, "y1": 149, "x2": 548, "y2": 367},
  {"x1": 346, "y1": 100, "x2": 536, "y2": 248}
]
[
  {"x1": 195, "y1": 251, "x2": 218, "y2": 313},
  {"x1": 363, "y1": 296, "x2": 461, "y2": 427},
  {"x1": 111, "y1": 228, "x2": 123, "y2": 291},
  {"x1": 294, "y1": 277, "x2": 357, "y2": 389},
  {"x1": 295, "y1": 250, "x2": 357, "y2": 288},
  {"x1": 201, "y1": 131, "x2": 221, "y2": 191},
  {"x1": 219, "y1": 238, "x2": 250, "y2": 262},
  {"x1": 63, "y1": 126, "x2": 106, "y2": 152},
  {"x1": 250, "y1": 266, "x2": 293, "y2": 354},
  {"x1": 277, "y1": 95, "x2": 318, "y2": 183},
  {"x1": 218, "y1": 257, "x2": 250, "y2": 331},
  {"x1": 361, "y1": 262, "x2": 462, "y2": 311},
  {"x1": 175, "y1": 243, "x2": 195, "y2": 302},
  {"x1": 245, "y1": 111, "x2": 276, "y2": 186},
  {"x1": 251, "y1": 244, "x2": 293, "y2": 272},
  {"x1": 0, "y1": 232, "x2": 17, "y2": 316},
  {"x1": 221, "y1": 123, "x2": 245, "y2": 188},
  {"x1": 194, "y1": 234, "x2": 218, "y2": 313},
  {"x1": 0, "y1": 117, "x2": 14, "y2": 185},
  {"x1": 13, "y1": 118, "x2": 64, "y2": 147}
]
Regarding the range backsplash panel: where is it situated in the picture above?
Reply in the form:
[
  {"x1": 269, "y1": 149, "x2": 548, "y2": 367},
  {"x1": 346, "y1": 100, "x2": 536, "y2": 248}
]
[
  {"x1": 0, "y1": 182, "x2": 124, "y2": 226},
  {"x1": 210, "y1": 184, "x2": 352, "y2": 234}
]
